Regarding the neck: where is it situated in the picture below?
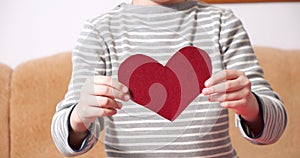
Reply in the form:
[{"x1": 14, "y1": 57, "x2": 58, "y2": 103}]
[{"x1": 132, "y1": 0, "x2": 187, "y2": 6}]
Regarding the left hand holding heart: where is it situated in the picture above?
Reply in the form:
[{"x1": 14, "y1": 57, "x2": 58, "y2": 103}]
[{"x1": 202, "y1": 70, "x2": 262, "y2": 134}]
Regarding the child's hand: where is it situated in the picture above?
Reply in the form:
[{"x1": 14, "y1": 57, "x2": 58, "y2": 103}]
[
  {"x1": 202, "y1": 70, "x2": 260, "y2": 123},
  {"x1": 70, "y1": 76, "x2": 130, "y2": 133}
]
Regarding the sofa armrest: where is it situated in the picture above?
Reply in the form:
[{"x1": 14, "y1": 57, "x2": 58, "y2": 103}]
[
  {"x1": 0, "y1": 63, "x2": 12, "y2": 158},
  {"x1": 229, "y1": 47, "x2": 300, "y2": 158},
  {"x1": 9, "y1": 52, "x2": 107, "y2": 158}
]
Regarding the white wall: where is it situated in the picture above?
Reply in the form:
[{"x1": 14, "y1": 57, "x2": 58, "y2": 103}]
[
  {"x1": 216, "y1": 2, "x2": 300, "y2": 50},
  {"x1": 0, "y1": 1, "x2": 299, "y2": 68}
]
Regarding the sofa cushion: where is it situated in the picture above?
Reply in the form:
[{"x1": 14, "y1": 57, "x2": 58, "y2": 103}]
[
  {"x1": 229, "y1": 47, "x2": 300, "y2": 158},
  {"x1": 9, "y1": 52, "x2": 106, "y2": 158},
  {"x1": 0, "y1": 63, "x2": 12, "y2": 158}
]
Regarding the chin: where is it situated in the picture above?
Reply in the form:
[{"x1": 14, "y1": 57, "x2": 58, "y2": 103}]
[{"x1": 151, "y1": 0, "x2": 185, "y2": 4}]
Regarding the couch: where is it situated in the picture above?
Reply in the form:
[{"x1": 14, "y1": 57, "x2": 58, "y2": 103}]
[{"x1": 0, "y1": 46, "x2": 299, "y2": 158}]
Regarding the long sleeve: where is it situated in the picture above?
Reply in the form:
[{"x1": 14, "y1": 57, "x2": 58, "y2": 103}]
[
  {"x1": 51, "y1": 20, "x2": 107, "y2": 156},
  {"x1": 219, "y1": 9, "x2": 287, "y2": 145}
]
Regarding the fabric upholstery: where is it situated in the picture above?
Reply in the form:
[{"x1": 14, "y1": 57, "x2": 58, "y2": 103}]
[
  {"x1": 9, "y1": 52, "x2": 106, "y2": 158},
  {"x1": 0, "y1": 63, "x2": 12, "y2": 158},
  {"x1": 229, "y1": 47, "x2": 300, "y2": 158}
]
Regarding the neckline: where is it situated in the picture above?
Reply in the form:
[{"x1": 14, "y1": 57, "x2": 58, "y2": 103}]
[{"x1": 120, "y1": 0, "x2": 198, "y2": 14}]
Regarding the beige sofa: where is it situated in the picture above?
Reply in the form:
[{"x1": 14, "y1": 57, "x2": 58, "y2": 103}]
[{"x1": 0, "y1": 47, "x2": 299, "y2": 158}]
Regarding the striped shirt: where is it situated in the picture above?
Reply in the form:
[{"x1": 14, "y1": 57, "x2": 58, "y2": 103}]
[{"x1": 51, "y1": 1, "x2": 287, "y2": 157}]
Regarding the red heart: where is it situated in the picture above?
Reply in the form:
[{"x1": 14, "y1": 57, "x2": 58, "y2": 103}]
[{"x1": 118, "y1": 46, "x2": 212, "y2": 121}]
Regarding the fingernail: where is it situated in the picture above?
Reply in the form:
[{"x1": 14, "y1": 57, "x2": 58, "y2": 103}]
[
  {"x1": 205, "y1": 79, "x2": 211, "y2": 87},
  {"x1": 117, "y1": 101, "x2": 123, "y2": 109},
  {"x1": 220, "y1": 102, "x2": 226, "y2": 108},
  {"x1": 122, "y1": 86, "x2": 128, "y2": 93},
  {"x1": 208, "y1": 95, "x2": 213, "y2": 102},
  {"x1": 202, "y1": 88, "x2": 210, "y2": 95},
  {"x1": 124, "y1": 94, "x2": 130, "y2": 101}
]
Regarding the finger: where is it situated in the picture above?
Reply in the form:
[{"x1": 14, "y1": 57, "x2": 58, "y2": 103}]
[
  {"x1": 202, "y1": 79, "x2": 245, "y2": 95},
  {"x1": 219, "y1": 99, "x2": 248, "y2": 116},
  {"x1": 80, "y1": 106, "x2": 118, "y2": 119},
  {"x1": 207, "y1": 88, "x2": 250, "y2": 102},
  {"x1": 91, "y1": 76, "x2": 130, "y2": 101},
  {"x1": 96, "y1": 96, "x2": 123, "y2": 109},
  {"x1": 205, "y1": 70, "x2": 243, "y2": 87},
  {"x1": 100, "y1": 108, "x2": 118, "y2": 117},
  {"x1": 89, "y1": 84, "x2": 130, "y2": 101},
  {"x1": 92, "y1": 76, "x2": 129, "y2": 94},
  {"x1": 79, "y1": 92, "x2": 123, "y2": 109},
  {"x1": 83, "y1": 93, "x2": 123, "y2": 109},
  {"x1": 220, "y1": 99, "x2": 247, "y2": 109}
]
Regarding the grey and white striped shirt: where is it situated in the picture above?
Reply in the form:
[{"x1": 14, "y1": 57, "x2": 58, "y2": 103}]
[{"x1": 51, "y1": 1, "x2": 287, "y2": 157}]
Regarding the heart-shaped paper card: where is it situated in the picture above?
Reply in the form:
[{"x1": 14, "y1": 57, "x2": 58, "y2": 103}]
[{"x1": 118, "y1": 46, "x2": 212, "y2": 121}]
